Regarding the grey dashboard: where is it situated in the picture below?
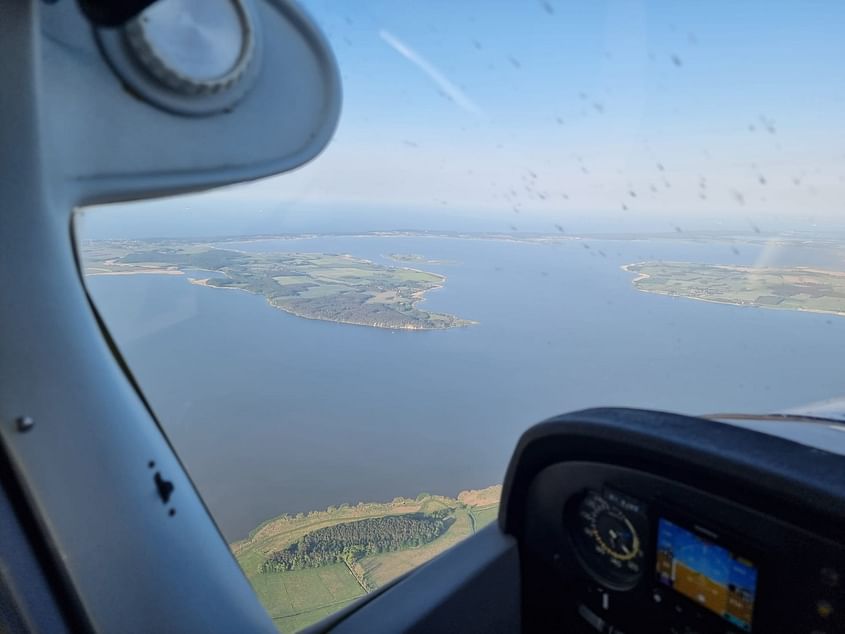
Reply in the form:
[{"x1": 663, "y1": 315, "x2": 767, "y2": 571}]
[{"x1": 502, "y1": 408, "x2": 845, "y2": 634}]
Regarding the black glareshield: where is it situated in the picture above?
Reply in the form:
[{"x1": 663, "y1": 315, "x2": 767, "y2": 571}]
[{"x1": 76, "y1": 0, "x2": 159, "y2": 27}]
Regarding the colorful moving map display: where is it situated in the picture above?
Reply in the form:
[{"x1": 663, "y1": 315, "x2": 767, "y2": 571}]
[{"x1": 655, "y1": 518, "x2": 757, "y2": 631}]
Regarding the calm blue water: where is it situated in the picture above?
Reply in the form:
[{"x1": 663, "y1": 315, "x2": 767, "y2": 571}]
[{"x1": 86, "y1": 236, "x2": 845, "y2": 540}]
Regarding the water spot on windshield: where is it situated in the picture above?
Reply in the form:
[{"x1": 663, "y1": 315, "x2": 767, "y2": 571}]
[{"x1": 759, "y1": 115, "x2": 777, "y2": 134}]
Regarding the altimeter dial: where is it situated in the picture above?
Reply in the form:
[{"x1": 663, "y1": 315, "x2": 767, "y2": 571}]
[{"x1": 569, "y1": 489, "x2": 647, "y2": 590}]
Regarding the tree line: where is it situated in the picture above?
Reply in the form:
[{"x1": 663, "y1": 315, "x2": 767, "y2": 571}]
[{"x1": 260, "y1": 513, "x2": 449, "y2": 572}]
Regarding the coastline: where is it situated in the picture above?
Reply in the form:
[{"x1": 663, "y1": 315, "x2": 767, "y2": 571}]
[
  {"x1": 620, "y1": 262, "x2": 651, "y2": 284},
  {"x1": 630, "y1": 287, "x2": 845, "y2": 318},
  {"x1": 84, "y1": 247, "x2": 473, "y2": 330},
  {"x1": 622, "y1": 263, "x2": 845, "y2": 318},
  {"x1": 191, "y1": 276, "x2": 475, "y2": 330}
]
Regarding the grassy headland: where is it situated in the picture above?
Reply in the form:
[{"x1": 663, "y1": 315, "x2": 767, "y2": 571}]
[{"x1": 231, "y1": 486, "x2": 501, "y2": 632}]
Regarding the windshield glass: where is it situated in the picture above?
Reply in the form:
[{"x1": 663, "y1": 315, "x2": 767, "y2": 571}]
[{"x1": 74, "y1": 1, "x2": 845, "y2": 630}]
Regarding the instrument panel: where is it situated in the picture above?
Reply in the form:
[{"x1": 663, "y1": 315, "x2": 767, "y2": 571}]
[
  {"x1": 565, "y1": 485, "x2": 760, "y2": 633},
  {"x1": 499, "y1": 408, "x2": 845, "y2": 634},
  {"x1": 518, "y1": 461, "x2": 845, "y2": 634}
]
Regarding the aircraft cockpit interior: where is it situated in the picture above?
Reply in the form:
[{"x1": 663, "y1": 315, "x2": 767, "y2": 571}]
[{"x1": 1, "y1": 1, "x2": 844, "y2": 633}]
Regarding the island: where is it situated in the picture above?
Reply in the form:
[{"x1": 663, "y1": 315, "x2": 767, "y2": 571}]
[
  {"x1": 231, "y1": 485, "x2": 500, "y2": 632},
  {"x1": 386, "y1": 253, "x2": 455, "y2": 265},
  {"x1": 81, "y1": 239, "x2": 475, "y2": 330},
  {"x1": 624, "y1": 261, "x2": 845, "y2": 317}
]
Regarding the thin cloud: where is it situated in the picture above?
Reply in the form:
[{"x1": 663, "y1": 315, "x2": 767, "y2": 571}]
[{"x1": 379, "y1": 29, "x2": 483, "y2": 116}]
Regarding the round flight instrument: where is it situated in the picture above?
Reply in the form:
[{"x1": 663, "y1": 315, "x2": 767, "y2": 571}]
[{"x1": 569, "y1": 490, "x2": 646, "y2": 590}]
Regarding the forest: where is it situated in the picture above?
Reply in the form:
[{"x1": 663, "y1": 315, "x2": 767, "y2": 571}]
[{"x1": 260, "y1": 513, "x2": 450, "y2": 572}]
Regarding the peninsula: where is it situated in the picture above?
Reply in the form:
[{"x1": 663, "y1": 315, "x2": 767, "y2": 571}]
[
  {"x1": 625, "y1": 261, "x2": 845, "y2": 317},
  {"x1": 231, "y1": 486, "x2": 500, "y2": 632},
  {"x1": 82, "y1": 240, "x2": 475, "y2": 330}
]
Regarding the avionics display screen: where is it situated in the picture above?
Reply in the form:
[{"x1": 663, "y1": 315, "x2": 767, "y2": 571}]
[{"x1": 655, "y1": 518, "x2": 758, "y2": 631}]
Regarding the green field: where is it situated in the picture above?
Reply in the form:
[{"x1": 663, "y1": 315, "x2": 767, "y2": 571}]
[
  {"x1": 250, "y1": 564, "x2": 364, "y2": 632},
  {"x1": 232, "y1": 486, "x2": 501, "y2": 632},
  {"x1": 625, "y1": 261, "x2": 845, "y2": 317},
  {"x1": 469, "y1": 504, "x2": 499, "y2": 530},
  {"x1": 81, "y1": 239, "x2": 476, "y2": 330}
]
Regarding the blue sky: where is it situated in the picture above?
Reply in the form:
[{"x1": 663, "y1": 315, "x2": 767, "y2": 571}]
[
  {"x1": 88, "y1": 1, "x2": 845, "y2": 235},
  {"x1": 316, "y1": 0, "x2": 843, "y2": 143},
  {"x1": 213, "y1": 0, "x2": 843, "y2": 227}
]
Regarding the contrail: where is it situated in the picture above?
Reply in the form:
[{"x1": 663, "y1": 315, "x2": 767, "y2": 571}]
[{"x1": 379, "y1": 29, "x2": 483, "y2": 116}]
